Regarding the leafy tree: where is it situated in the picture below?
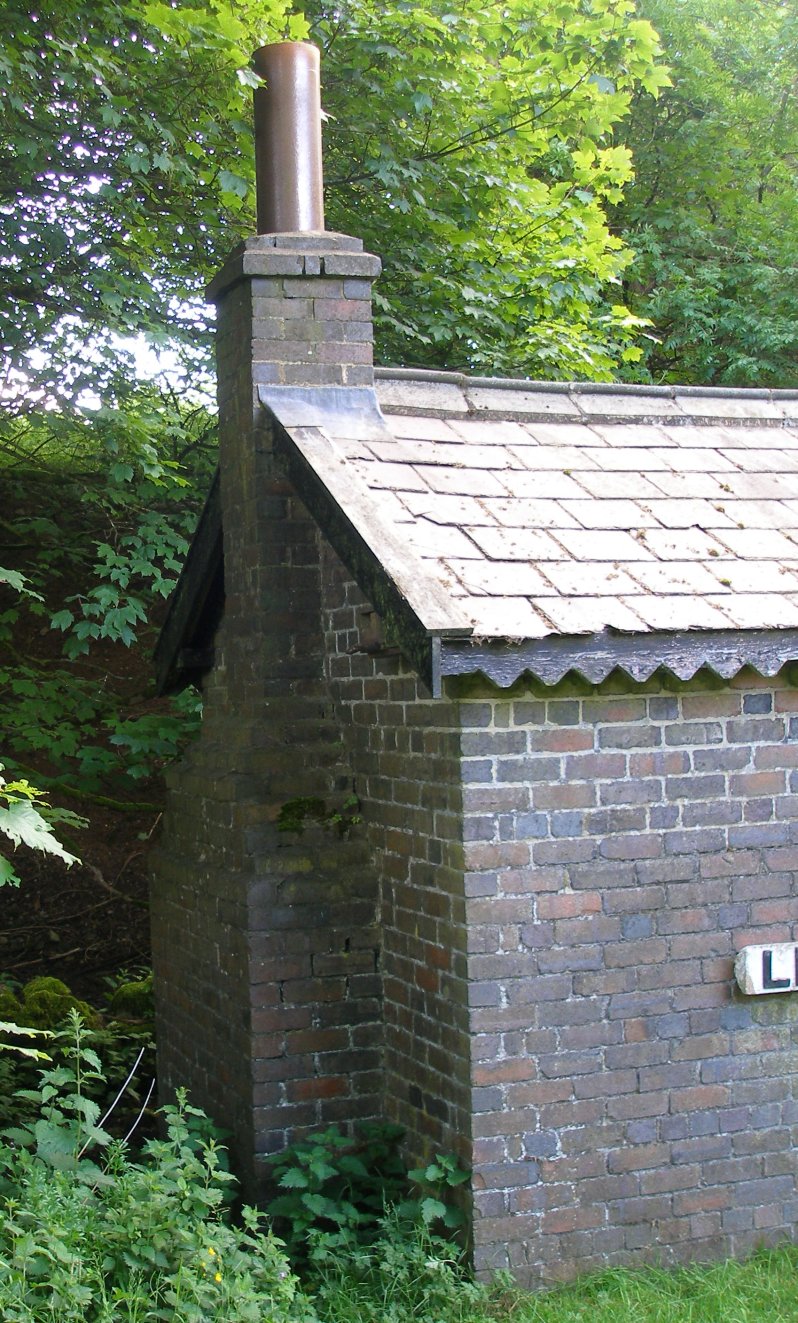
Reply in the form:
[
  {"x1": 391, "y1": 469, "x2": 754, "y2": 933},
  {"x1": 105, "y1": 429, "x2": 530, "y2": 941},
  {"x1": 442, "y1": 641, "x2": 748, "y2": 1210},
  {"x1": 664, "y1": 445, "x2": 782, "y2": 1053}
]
[
  {"x1": 315, "y1": 0, "x2": 668, "y2": 379},
  {"x1": 0, "y1": 0, "x2": 297, "y2": 413},
  {"x1": 0, "y1": 391, "x2": 211, "y2": 797},
  {"x1": 1, "y1": 0, "x2": 667, "y2": 405},
  {"x1": 0, "y1": 0, "x2": 667, "y2": 834},
  {"x1": 616, "y1": 0, "x2": 798, "y2": 385}
]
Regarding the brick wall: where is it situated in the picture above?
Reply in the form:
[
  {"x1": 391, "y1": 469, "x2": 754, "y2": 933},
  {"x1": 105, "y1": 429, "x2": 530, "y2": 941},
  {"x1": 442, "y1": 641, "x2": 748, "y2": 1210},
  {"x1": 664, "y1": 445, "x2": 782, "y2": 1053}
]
[
  {"x1": 150, "y1": 235, "x2": 384, "y2": 1195},
  {"x1": 320, "y1": 547, "x2": 473, "y2": 1167},
  {"x1": 152, "y1": 230, "x2": 798, "y2": 1273},
  {"x1": 459, "y1": 669, "x2": 798, "y2": 1285}
]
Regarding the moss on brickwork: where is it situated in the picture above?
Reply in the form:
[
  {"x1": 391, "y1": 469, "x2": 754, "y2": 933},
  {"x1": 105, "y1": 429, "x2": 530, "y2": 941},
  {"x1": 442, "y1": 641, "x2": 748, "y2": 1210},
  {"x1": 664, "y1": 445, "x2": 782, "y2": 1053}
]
[{"x1": 276, "y1": 797, "x2": 328, "y2": 833}]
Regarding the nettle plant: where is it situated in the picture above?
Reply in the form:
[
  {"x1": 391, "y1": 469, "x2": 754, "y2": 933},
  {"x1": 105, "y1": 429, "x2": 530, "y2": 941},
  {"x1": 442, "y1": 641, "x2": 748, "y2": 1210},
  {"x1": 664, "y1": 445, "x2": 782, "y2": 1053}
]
[
  {"x1": 265, "y1": 1125, "x2": 484, "y2": 1323},
  {"x1": 266, "y1": 1123, "x2": 470, "y2": 1268},
  {"x1": 0, "y1": 1011, "x2": 316, "y2": 1322}
]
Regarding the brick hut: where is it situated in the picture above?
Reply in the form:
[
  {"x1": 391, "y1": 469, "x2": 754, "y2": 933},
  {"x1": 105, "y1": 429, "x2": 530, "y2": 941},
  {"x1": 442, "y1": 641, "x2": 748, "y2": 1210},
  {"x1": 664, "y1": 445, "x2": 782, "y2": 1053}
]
[{"x1": 152, "y1": 41, "x2": 798, "y2": 1287}]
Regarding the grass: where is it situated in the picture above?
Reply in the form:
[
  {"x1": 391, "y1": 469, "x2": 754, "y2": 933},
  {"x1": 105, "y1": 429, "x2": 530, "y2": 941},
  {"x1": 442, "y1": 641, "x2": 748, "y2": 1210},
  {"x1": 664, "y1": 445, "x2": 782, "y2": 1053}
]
[
  {"x1": 496, "y1": 1248, "x2": 798, "y2": 1323},
  {"x1": 313, "y1": 1240, "x2": 798, "y2": 1323}
]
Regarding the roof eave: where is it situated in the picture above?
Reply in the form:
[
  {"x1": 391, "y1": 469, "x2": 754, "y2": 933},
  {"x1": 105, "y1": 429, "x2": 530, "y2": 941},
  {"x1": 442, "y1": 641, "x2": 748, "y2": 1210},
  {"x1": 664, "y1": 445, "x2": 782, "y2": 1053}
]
[{"x1": 439, "y1": 627, "x2": 798, "y2": 690}]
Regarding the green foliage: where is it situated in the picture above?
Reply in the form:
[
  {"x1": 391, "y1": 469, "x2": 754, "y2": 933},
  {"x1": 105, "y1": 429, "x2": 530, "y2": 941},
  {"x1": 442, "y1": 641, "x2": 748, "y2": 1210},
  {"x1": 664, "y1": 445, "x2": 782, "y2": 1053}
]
[
  {"x1": 0, "y1": 1023, "x2": 51, "y2": 1064},
  {"x1": 317, "y1": 0, "x2": 668, "y2": 379},
  {"x1": 407, "y1": 1151, "x2": 471, "y2": 1231},
  {"x1": 0, "y1": 390, "x2": 210, "y2": 803},
  {"x1": 0, "y1": 0, "x2": 297, "y2": 412},
  {"x1": 46, "y1": 405, "x2": 203, "y2": 659},
  {"x1": 1, "y1": 0, "x2": 667, "y2": 413},
  {"x1": 266, "y1": 1123, "x2": 470, "y2": 1270},
  {"x1": 0, "y1": 978, "x2": 155, "y2": 1144},
  {"x1": 0, "y1": 1014, "x2": 316, "y2": 1321},
  {"x1": 1, "y1": 1018, "x2": 795, "y2": 1322},
  {"x1": 266, "y1": 1123, "x2": 408, "y2": 1263},
  {"x1": 0, "y1": 761, "x2": 84, "y2": 887},
  {"x1": 0, "y1": 665, "x2": 201, "y2": 792},
  {"x1": 313, "y1": 1213, "x2": 490, "y2": 1323},
  {"x1": 3, "y1": 1009, "x2": 115, "y2": 1178},
  {"x1": 617, "y1": 0, "x2": 798, "y2": 384}
]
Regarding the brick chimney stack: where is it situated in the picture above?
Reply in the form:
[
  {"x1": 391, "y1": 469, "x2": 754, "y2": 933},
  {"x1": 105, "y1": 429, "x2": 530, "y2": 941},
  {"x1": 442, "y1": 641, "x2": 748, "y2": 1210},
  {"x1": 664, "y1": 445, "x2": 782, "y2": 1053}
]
[
  {"x1": 207, "y1": 39, "x2": 380, "y2": 394},
  {"x1": 151, "y1": 43, "x2": 384, "y2": 1195}
]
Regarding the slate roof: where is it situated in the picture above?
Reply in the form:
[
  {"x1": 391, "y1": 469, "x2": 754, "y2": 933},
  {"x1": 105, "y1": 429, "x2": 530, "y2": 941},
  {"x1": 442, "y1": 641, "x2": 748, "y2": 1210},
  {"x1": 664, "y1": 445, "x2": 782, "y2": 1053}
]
[{"x1": 156, "y1": 370, "x2": 798, "y2": 695}]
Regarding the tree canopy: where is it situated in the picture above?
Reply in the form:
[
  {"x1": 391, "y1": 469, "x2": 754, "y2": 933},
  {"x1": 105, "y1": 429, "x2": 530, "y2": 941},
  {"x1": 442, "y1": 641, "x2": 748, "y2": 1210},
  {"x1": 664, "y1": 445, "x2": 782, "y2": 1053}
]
[
  {"x1": 1, "y1": 0, "x2": 668, "y2": 403},
  {"x1": 4, "y1": 0, "x2": 795, "y2": 852},
  {"x1": 617, "y1": 0, "x2": 798, "y2": 385},
  {"x1": 0, "y1": 0, "x2": 298, "y2": 413},
  {"x1": 316, "y1": 0, "x2": 667, "y2": 378}
]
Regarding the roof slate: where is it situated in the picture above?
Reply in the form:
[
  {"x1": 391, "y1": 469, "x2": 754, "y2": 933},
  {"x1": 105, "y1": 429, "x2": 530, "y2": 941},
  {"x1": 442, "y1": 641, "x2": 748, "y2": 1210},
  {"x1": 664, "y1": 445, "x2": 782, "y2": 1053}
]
[
  {"x1": 156, "y1": 370, "x2": 798, "y2": 694},
  {"x1": 273, "y1": 372, "x2": 798, "y2": 643}
]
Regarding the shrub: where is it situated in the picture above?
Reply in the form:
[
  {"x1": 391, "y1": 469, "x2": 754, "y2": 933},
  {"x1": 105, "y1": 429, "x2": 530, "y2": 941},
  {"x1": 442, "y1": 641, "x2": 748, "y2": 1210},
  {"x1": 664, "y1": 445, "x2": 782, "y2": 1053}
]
[
  {"x1": 266, "y1": 1122, "x2": 470, "y2": 1272},
  {"x1": 0, "y1": 1012, "x2": 317, "y2": 1322}
]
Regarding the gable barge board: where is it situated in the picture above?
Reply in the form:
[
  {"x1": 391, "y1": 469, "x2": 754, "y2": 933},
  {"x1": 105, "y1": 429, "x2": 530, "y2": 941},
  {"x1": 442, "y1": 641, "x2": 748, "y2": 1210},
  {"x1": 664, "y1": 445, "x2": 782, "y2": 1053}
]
[
  {"x1": 154, "y1": 469, "x2": 224, "y2": 695},
  {"x1": 266, "y1": 409, "x2": 471, "y2": 692}
]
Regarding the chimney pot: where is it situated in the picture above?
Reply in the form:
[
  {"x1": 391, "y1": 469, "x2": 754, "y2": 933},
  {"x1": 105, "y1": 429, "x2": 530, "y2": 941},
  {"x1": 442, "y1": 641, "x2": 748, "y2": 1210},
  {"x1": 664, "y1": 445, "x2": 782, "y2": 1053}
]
[{"x1": 253, "y1": 41, "x2": 325, "y2": 234}]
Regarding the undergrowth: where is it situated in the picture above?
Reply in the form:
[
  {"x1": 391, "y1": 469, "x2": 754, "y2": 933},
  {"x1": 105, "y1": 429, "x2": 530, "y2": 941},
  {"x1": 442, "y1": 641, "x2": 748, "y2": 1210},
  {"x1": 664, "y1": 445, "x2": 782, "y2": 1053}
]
[
  {"x1": 1, "y1": 1013, "x2": 796, "y2": 1323},
  {"x1": 0, "y1": 973, "x2": 155, "y2": 1140},
  {"x1": 265, "y1": 1122, "x2": 470, "y2": 1267},
  {"x1": 0, "y1": 1011, "x2": 314, "y2": 1322}
]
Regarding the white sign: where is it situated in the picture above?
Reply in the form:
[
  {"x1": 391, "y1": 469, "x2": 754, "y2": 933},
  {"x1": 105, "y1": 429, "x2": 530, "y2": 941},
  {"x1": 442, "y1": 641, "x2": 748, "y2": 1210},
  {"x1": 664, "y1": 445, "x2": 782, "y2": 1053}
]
[{"x1": 734, "y1": 943, "x2": 798, "y2": 996}]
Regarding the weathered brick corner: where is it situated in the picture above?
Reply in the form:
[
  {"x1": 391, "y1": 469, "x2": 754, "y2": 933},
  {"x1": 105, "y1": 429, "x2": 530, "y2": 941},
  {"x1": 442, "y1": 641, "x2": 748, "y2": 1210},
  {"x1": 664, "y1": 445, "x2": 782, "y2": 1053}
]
[{"x1": 150, "y1": 233, "x2": 384, "y2": 1195}]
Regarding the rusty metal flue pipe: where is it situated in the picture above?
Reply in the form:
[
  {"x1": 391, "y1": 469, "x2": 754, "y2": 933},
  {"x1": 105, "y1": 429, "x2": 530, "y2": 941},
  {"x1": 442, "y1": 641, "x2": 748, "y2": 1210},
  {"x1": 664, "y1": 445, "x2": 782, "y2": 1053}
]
[{"x1": 253, "y1": 41, "x2": 325, "y2": 233}]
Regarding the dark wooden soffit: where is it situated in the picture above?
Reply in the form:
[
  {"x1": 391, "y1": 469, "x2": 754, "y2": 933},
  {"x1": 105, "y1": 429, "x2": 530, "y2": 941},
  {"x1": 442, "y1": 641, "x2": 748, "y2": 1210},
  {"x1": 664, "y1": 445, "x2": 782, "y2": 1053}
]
[
  {"x1": 438, "y1": 628, "x2": 798, "y2": 690},
  {"x1": 154, "y1": 469, "x2": 224, "y2": 695}
]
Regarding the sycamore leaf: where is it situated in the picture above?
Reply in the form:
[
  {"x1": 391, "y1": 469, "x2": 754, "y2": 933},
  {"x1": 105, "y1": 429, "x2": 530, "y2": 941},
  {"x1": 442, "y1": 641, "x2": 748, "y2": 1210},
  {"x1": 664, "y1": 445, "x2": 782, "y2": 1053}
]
[
  {"x1": 0, "y1": 801, "x2": 80, "y2": 867},
  {"x1": 219, "y1": 170, "x2": 249, "y2": 199},
  {"x1": 0, "y1": 854, "x2": 21, "y2": 886},
  {"x1": 0, "y1": 1022, "x2": 52, "y2": 1059},
  {"x1": 0, "y1": 568, "x2": 43, "y2": 601},
  {"x1": 286, "y1": 12, "x2": 309, "y2": 40}
]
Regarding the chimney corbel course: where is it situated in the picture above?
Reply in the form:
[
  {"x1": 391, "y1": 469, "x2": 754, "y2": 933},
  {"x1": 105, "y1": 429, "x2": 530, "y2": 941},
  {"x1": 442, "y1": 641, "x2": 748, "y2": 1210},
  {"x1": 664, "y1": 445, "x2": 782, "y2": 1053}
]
[{"x1": 208, "y1": 234, "x2": 381, "y2": 391}]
